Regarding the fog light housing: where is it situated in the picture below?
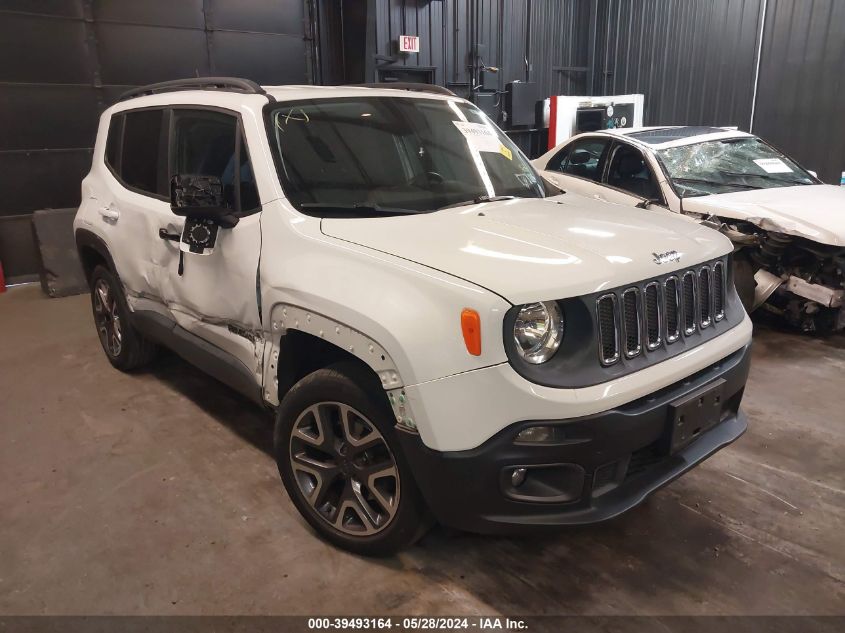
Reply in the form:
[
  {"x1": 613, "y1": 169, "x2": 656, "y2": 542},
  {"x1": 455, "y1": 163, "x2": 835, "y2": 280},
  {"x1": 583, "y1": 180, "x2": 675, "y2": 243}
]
[
  {"x1": 515, "y1": 425, "x2": 565, "y2": 444},
  {"x1": 511, "y1": 467, "x2": 527, "y2": 487}
]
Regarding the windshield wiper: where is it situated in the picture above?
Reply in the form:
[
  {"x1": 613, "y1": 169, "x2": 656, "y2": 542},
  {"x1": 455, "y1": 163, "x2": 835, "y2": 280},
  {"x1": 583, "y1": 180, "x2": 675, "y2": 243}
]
[
  {"x1": 299, "y1": 202, "x2": 423, "y2": 217},
  {"x1": 438, "y1": 195, "x2": 519, "y2": 210},
  {"x1": 719, "y1": 170, "x2": 809, "y2": 185},
  {"x1": 672, "y1": 177, "x2": 761, "y2": 190}
]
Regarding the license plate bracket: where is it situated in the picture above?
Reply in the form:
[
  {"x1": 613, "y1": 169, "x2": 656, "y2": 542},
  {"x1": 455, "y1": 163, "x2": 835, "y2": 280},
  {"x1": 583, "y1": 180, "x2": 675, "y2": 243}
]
[{"x1": 668, "y1": 378, "x2": 726, "y2": 453}]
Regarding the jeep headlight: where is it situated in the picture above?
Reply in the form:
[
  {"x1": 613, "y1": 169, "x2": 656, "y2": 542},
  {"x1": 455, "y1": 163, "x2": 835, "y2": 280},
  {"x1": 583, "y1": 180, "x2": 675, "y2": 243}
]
[{"x1": 513, "y1": 301, "x2": 564, "y2": 364}]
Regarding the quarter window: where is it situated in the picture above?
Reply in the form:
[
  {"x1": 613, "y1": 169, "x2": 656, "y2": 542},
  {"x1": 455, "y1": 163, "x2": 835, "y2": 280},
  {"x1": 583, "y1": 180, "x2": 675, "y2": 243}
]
[
  {"x1": 105, "y1": 114, "x2": 123, "y2": 173},
  {"x1": 120, "y1": 109, "x2": 164, "y2": 195}
]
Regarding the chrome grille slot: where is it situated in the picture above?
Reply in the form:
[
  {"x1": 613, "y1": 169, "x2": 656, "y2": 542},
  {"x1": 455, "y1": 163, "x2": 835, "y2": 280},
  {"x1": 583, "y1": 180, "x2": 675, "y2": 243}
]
[
  {"x1": 713, "y1": 261, "x2": 725, "y2": 321},
  {"x1": 621, "y1": 288, "x2": 642, "y2": 358},
  {"x1": 682, "y1": 271, "x2": 697, "y2": 335},
  {"x1": 644, "y1": 282, "x2": 661, "y2": 350},
  {"x1": 664, "y1": 276, "x2": 680, "y2": 343},
  {"x1": 699, "y1": 266, "x2": 712, "y2": 328},
  {"x1": 596, "y1": 294, "x2": 620, "y2": 366},
  {"x1": 593, "y1": 258, "x2": 729, "y2": 368}
]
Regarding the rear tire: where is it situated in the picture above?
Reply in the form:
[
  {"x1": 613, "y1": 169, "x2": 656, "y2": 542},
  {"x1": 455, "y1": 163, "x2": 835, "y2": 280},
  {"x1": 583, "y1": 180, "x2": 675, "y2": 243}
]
[
  {"x1": 274, "y1": 361, "x2": 432, "y2": 556},
  {"x1": 89, "y1": 265, "x2": 157, "y2": 371}
]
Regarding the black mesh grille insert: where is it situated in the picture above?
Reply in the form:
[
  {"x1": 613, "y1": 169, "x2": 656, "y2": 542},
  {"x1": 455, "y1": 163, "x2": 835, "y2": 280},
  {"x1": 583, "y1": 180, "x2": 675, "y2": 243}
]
[
  {"x1": 597, "y1": 295, "x2": 618, "y2": 364},
  {"x1": 713, "y1": 262, "x2": 725, "y2": 319},
  {"x1": 592, "y1": 257, "x2": 729, "y2": 368},
  {"x1": 699, "y1": 267, "x2": 712, "y2": 326},
  {"x1": 683, "y1": 273, "x2": 696, "y2": 333},
  {"x1": 622, "y1": 290, "x2": 640, "y2": 356},
  {"x1": 644, "y1": 283, "x2": 660, "y2": 348},
  {"x1": 665, "y1": 277, "x2": 679, "y2": 341}
]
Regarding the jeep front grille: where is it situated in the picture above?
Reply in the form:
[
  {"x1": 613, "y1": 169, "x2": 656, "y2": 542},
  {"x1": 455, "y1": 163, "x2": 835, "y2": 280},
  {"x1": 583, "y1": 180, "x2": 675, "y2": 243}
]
[
  {"x1": 621, "y1": 288, "x2": 641, "y2": 358},
  {"x1": 596, "y1": 258, "x2": 728, "y2": 366},
  {"x1": 597, "y1": 294, "x2": 620, "y2": 365},
  {"x1": 713, "y1": 261, "x2": 725, "y2": 321},
  {"x1": 644, "y1": 282, "x2": 661, "y2": 350}
]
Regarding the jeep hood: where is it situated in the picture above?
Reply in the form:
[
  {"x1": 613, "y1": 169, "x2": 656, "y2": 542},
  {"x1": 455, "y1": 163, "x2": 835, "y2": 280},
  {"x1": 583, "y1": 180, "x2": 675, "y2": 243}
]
[
  {"x1": 320, "y1": 195, "x2": 731, "y2": 304},
  {"x1": 682, "y1": 184, "x2": 845, "y2": 247}
]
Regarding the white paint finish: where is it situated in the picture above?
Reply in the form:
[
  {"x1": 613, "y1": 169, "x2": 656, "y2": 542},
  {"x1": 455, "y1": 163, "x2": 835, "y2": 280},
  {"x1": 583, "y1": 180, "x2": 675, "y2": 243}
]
[
  {"x1": 262, "y1": 303, "x2": 404, "y2": 406},
  {"x1": 77, "y1": 85, "x2": 753, "y2": 457},
  {"x1": 257, "y1": 199, "x2": 511, "y2": 388},
  {"x1": 158, "y1": 212, "x2": 264, "y2": 372},
  {"x1": 682, "y1": 185, "x2": 845, "y2": 247},
  {"x1": 534, "y1": 131, "x2": 845, "y2": 248},
  {"x1": 321, "y1": 195, "x2": 731, "y2": 305},
  {"x1": 407, "y1": 314, "x2": 753, "y2": 452}
]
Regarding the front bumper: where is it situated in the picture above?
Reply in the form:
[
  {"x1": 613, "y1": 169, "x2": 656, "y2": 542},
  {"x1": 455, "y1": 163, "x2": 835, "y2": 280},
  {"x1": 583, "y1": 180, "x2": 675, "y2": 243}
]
[{"x1": 397, "y1": 343, "x2": 751, "y2": 534}]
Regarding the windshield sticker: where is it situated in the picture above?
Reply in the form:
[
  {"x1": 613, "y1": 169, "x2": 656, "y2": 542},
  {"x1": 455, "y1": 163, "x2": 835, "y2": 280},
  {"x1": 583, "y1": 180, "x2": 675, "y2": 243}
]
[
  {"x1": 453, "y1": 121, "x2": 501, "y2": 153},
  {"x1": 754, "y1": 158, "x2": 793, "y2": 174},
  {"x1": 499, "y1": 144, "x2": 513, "y2": 161}
]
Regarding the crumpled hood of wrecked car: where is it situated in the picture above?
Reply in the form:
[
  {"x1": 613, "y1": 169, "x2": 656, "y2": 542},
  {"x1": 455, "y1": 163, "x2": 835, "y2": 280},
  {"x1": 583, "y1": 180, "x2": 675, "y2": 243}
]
[
  {"x1": 682, "y1": 184, "x2": 845, "y2": 247},
  {"x1": 320, "y1": 195, "x2": 732, "y2": 304}
]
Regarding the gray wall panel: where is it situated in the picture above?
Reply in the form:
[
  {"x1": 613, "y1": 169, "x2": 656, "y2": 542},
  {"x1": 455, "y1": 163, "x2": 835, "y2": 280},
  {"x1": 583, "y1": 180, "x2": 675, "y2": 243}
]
[
  {"x1": 0, "y1": 0, "x2": 310, "y2": 276},
  {"x1": 0, "y1": 13, "x2": 91, "y2": 83},
  {"x1": 597, "y1": 0, "x2": 763, "y2": 129},
  {"x1": 95, "y1": 24, "x2": 211, "y2": 85},
  {"x1": 753, "y1": 0, "x2": 845, "y2": 184}
]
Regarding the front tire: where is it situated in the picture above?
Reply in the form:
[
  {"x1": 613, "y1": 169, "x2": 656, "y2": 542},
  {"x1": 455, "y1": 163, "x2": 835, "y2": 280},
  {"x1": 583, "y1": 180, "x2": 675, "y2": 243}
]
[
  {"x1": 274, "y1": 361, "x2": 431, "y2": 556},
  {"x1": 89, "y1": 265, "x2": 157, "y2": 371}
]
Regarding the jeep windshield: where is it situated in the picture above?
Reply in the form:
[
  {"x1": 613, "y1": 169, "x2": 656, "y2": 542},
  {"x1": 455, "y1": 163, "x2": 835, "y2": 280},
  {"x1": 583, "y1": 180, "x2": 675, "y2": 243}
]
[
  {"x1": 265, "y1": 96, "x2": 545, "y2": 215},
  {"x1": 657, "y1": 137, "x2": 817, "y2": 198}
]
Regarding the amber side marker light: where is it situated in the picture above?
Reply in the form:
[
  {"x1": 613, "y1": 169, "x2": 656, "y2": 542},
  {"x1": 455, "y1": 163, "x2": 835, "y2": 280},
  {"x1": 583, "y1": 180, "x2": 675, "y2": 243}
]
[{"x1": 461, "y1": 308, "x2": 482, "y2": 356}]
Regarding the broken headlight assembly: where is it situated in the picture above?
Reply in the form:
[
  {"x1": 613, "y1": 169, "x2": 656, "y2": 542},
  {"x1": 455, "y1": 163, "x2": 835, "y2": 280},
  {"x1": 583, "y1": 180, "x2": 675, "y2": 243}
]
[{"x1": 512, "y1": 301, "x2": 564, "y2": 364}]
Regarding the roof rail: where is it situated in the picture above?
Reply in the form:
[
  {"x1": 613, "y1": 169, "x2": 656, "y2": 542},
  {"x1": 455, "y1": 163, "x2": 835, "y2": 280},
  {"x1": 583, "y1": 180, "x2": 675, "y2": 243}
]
[
  {"x1": 118, "y1": 77, "x2": 269, "y2": 102},
  {"x1": 349, "y1": 82, "x2": 456, "y2": 97}
]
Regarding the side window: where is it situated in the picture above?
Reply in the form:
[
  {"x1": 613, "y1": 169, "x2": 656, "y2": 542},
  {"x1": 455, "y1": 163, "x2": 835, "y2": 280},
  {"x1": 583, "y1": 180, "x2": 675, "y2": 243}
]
[
  {"x1": 546, "y1": 146, "x2": 570, "y2": 172},
  {"x1": 560, "y1": 138, "x2": 610, "y2": 182},
  {"x1": 606, "y1": 143, "x2": 662, "y2": 200},
  {"x1": 105, "y1": 114, "x2": 123, "y2": 173},
  {"x1": 171, "y1": 109, "x2": 259, "y2": 214},
  {"x1": 121, "y1": 110, "x2": 165, "y2": 195}
]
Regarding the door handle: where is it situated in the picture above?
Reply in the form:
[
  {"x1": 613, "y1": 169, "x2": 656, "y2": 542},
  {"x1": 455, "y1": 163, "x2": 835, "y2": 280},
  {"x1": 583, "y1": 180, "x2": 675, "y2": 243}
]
[
  {"x1": 98, "y1": 206, "x2": 119, "y2": 221},
  {"x1": 159, "y1": 228, "x2": 180, "y2": 242}
]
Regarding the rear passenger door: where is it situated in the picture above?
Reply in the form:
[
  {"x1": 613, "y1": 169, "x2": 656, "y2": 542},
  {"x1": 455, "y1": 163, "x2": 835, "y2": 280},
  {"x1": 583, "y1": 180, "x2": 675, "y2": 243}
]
[
  {"x1": 100, "y1": 108, "x2": 178, "y2": 314},
  {"x1": 157, "y1": 107, "x2": 264, "y2": 376},
  {"x1": 537, "y1": 136, "x2": 612, "y2": 199}
]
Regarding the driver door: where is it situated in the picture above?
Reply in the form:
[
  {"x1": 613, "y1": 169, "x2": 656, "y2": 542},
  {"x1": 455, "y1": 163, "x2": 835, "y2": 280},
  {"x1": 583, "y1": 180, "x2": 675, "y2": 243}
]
[{"x1": 157, "y1": 107, "x2": 264, "y2": 376}]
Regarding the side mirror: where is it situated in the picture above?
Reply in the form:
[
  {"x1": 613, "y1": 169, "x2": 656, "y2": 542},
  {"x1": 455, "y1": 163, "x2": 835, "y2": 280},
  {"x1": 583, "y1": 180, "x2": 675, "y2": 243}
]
[{"x1": 170, "y1": 174, "x2": 239, "y2": 228}]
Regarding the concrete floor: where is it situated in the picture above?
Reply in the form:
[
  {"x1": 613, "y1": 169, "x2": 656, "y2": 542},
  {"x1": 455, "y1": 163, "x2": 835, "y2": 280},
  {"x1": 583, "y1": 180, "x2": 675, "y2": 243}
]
[{"x1": 1, "y1": 284, "x2": 843, "y2": 615}]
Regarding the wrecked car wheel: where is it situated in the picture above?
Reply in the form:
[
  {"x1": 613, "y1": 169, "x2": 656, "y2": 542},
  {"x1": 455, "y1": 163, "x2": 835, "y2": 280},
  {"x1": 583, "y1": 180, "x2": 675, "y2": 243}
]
[
  {"x1": 89, "y1": 265, "x2": 158, "y2": 371},
  {"x1": 274, "y1": 361, "x2": 432, "y2": 556}
]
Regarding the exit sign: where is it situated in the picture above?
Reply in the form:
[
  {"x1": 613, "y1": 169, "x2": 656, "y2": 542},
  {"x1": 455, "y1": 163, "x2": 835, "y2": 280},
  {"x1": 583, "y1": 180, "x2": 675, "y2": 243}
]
[{"x1": 399, "y1": 35, "x2": 420, "y2": 53}]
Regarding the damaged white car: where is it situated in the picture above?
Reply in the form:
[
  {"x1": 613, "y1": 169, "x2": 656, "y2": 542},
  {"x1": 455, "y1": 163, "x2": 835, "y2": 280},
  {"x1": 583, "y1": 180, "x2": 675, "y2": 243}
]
[
  {"x1": 534, "y1": 127, "x2": 845, "y2": 333},
  {"x1": 75, "y1": 81, "x2": 752, "y2": 555}
]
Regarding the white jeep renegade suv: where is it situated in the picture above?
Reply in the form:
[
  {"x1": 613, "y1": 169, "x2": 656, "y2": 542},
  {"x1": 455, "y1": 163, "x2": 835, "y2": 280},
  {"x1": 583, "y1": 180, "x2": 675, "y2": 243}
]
[{"x1": 74, "y1": 78, "x2": 753, "y2": 555}]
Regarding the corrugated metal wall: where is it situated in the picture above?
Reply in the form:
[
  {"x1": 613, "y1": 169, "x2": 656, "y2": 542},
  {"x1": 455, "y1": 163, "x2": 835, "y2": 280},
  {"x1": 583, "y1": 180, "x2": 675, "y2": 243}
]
[
  {"x1": 0, "y1": 0, "x2": 310, "y2": 279},
  {"x1": 752, "y1": 0, "x2": 845, "y2": 184},
  {"x1": 596, "y1": 0, "x2": 764, "y2": 129},
  {"x1": 594, "y1": 0, "x2": 844, "y2": 183}
]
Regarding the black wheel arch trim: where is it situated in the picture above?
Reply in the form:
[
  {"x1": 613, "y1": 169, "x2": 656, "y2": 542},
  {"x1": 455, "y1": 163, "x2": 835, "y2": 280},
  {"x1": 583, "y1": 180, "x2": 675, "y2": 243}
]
[{"x1": 75, "y1": 228, "x2": 119, "y2": 282}]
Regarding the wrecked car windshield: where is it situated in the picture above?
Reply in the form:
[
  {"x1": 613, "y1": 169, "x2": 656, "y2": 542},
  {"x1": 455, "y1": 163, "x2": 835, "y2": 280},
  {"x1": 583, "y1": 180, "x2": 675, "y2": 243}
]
[
  {"x1": 657, "y1": 137, "x2": 816, "y2": 198},
  {"x1": 265, "y1": 96, "x2": 544, "y2": 215}
]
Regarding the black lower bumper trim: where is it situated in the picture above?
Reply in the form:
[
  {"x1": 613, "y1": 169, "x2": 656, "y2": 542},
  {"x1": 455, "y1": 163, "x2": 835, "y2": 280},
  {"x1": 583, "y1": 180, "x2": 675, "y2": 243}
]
[{"x1": 398, "y1": 344, "x2": 751, "y2": 534}]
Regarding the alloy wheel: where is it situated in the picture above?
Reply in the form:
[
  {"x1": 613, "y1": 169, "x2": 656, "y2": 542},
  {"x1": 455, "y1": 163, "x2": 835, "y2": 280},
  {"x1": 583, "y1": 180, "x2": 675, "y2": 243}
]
[
  {"x1": 289, "y1": 402, "x2": 400, "y2": 536},
  {"x1": 93, "y1": 279, "x2": 122, "y2": 357}
]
